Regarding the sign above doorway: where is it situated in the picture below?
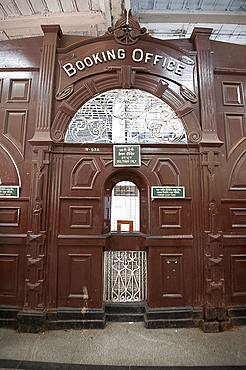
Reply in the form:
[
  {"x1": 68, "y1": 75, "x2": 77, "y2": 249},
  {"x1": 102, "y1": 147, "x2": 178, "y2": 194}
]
[{"x1": 113, "y1": 145, "x2": 141, "y2": 167}]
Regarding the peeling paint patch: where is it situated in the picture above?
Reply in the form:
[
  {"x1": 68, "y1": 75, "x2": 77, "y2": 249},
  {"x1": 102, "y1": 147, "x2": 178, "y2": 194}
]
[
  {"x1": 81, "y1": 306, "x2": 88, "y2": 315},
  {"x1": 82, "y1": 286, "x2": 89, "y2": 314}
]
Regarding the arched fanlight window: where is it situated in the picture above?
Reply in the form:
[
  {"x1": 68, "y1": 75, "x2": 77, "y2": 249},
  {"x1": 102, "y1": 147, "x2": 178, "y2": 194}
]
[
  {"x1": 110, "y1": 180, "x2": 140, "y2": 232},
  {"x1": 65, "y1": 89, "x2": 187, "y2": 144}
]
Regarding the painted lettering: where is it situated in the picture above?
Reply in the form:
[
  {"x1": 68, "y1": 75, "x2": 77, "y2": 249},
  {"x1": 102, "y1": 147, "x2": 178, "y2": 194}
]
[
  {"x1": 166, "y1": 60, "x2": 176, "y2": 71},
  {"x1": 101, "y1": 51, "x2": 107, "y2": 62},
  {"x1": 62, "y1": 48, "x2": 186, "y2": 78},
  {"x1": 132, "y1": 48, "x2": 143, "y2": 62},
  {"x1": 145, "y1": 52, "x2": 153, "y2": 63},
  {"x1": 92, "y1": 53, "x2": 103, "y2": 64},
  {"x1": 63, "y1": 62, "x2": 76, "y2": 77},
  {"x1": 107, "y1": 49, "x2": 116, "y2": 60},
  {"x1": 162, "y1": 57, "x2": 167, "y2": 68},
  {"x1": 175, "y1": 63, "x2": 185, "y2": 76},
  {"x1": 76, "y1": 60, "x2": 85, "y2": 71},
  {"x1": 118, "y1": 48, "x2": 126, "y2": 59},
  {"x1": 153, "y1": 54, "x2": 163, "y2": 65},
  {"x1": 84, "y1": 57, "x2": 93, "y2": 67}
]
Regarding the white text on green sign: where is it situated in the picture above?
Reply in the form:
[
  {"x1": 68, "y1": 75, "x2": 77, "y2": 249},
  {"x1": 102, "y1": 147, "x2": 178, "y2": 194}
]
[
  {"x1": 151, "y1": 186, "x2": 185, "y2": 198},
  {"x1": 113, "y1": 145, "x2": 141, "y2": 167},
  {"x1": 0, "y1": 186, "x2": 19, "y2": 198}
]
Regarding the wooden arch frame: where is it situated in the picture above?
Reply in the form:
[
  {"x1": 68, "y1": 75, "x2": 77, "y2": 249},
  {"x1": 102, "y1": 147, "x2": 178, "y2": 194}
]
[
  {"x1": 51, "y1": 71, "x2": 202, "y2": 144},
  {"x1": 102, "y1": 168, "x2": 150, "y2": 236}
]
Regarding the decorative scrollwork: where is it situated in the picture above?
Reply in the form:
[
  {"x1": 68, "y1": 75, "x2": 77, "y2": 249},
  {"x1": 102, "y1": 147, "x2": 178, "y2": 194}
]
[
  {"x1": 53, "y1": 130, "x2": 65, "y2": 142},
  {"x1": 180, "y1": 55, "x2": 195, "y2": 65},
  {"x1": 180, "y1": 85, "x2": 198, "y2": 103},
  {"x1": 65, "y1": 89, "x2": 187, "y2": 144},
  {"x1": 104, "y1": 251, "x2": 147, "y2": 302},
  {"x1": 188, "y1": 130, "x2": 201, "y2": 143},
  {"x1": 108, "y1": 9, "x2": 147, "y2": 45},
  {"x1": 56, "y1": 85, "x2": 74, "y2": 101}
]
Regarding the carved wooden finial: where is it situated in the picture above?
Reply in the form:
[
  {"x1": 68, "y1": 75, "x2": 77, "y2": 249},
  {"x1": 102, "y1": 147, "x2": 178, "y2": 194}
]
[{"x1": 108, "y1": 9, "x2": 147, "y2": 45}]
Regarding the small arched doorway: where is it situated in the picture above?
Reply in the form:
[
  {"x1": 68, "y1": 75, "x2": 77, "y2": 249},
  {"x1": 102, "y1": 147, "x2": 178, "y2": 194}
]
[
  {"x1": 104, "y1": 179, "x2": 147, "y2": 303},
  {"x1": 102, "y1": 170, "x2": 150, "y2": 304}
]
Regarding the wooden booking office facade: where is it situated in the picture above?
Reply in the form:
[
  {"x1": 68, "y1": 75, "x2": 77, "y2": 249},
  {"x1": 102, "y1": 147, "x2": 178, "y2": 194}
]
[{"x1": 0, "y1": 11, "x2": 246, "y2": 333}]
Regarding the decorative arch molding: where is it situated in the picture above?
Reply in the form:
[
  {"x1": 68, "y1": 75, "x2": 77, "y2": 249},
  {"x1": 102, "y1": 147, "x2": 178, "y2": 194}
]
[
  {"x1": 0, "y1": 144, "x2": 21, "y2": 186},
  {"x1": 51, "y1": 72, "x2": 202, "y2": 144},
  {"x1": 104, "y1": 167, "x2": 150, "y2": 194},
  {"x1": 229, "y1": 149, "x2": 246, "y2": 191}
]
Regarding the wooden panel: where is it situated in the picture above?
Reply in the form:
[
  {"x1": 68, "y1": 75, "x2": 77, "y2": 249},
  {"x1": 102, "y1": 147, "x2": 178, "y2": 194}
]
[
  {"x1": 230, "y1": 208, "x2": 246, "y2": 228},
  {"x1": 161, "y1": 253, "x2": 184, "y2": 299},
  {"x1": 224, "y1": 246, "x2": 246, "y2": 306},
  {"x1": 69, "y1": 206, "x2": 92, "y2": 228},
  {"x1": 152, "y1": 158, "x2": 180, "y2": 186},
  {"x1": 222, "y1": 82, "x2": 244, "y2": 106},
  {"x1": 3, "y1": 110, "x2": 28, "y2": 155},
  {"x1": 221, "y1": 203, "x2": 246, "y2": 232},
  {"x1": 159, "y1": 206, "x2": 181, "y2": 228},
  {"x1": 148, "y1": 247, "x2": 193, "y2": 307},
  {"x1": 0, "y1": 207, "x2": 20, "y2": 226},
  {"x1": 0, "y1": 254, "x2": 18, "y2": 297},
  {"x1": 59, "y1": 200, "x2": 100, "y2": 235},
  {"x1": 152, "y1": 200, "x2": 191, "y2": 236},
  {"x1": 0, "y1": 201, "x2": 28, "y2": 234},
  {"x1": 57, "y1": 246, "x2": 102, "y2": 308},
  {"x1": 71, "y1": 157, "x2": 100, "y2": 189},
  {"x1": 8, "y1": 79, "x2": 31, "y2": 102},
  {"x1": 231, "y1": 254, "x2": 246, "y2": 299},
  {"x1": 224, "y1": 113, "x2": 245, "y2": 156},
  {"x1": 0, "y1": 245, "x2": 26, "y2": 306},
  {"x1": 229, "y1": 153, "x2": 246, "y2": 190},
  {"x1": 68, "y1": 254, "x2": 91, "y2": 299},
  {"x1": 0, "y1": 147, "x2": 19, "y2": 186}
]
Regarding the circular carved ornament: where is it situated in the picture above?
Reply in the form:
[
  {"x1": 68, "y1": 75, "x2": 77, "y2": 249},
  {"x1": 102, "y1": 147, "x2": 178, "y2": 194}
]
[
  {"x1": 188, "y1": 130, "x2": 201, "y2": 143},
  {"x1": 52, "y1": 130, "x2": 65, "y2": 142}
]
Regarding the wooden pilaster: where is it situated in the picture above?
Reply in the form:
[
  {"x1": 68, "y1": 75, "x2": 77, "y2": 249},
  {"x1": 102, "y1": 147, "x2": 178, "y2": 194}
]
[{"x1": 19, "y1": 26, "x2": 62, "y2": 330}]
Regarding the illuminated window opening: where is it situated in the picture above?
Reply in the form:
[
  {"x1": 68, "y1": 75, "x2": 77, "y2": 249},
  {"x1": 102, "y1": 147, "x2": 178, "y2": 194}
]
[{"x1": 110, "y1": 180, "x2": 140, "y2": 232}]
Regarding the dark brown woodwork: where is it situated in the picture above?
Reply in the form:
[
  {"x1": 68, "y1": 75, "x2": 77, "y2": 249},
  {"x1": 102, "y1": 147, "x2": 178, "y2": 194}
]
[{"x1": 0, "y1": 13, "x2": 246, "y2": 331}]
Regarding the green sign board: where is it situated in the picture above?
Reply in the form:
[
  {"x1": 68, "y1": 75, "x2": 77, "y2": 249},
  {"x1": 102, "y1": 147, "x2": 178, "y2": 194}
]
[
  {"x1": 0, "y1": 186, "x2": 19, "y2": 198},
  {"x1": 151, "y1": 186, "x2": 185, "y2": 198},
  {"x1": 113, "y1": 145, "x2": 141, "y2": 167}
]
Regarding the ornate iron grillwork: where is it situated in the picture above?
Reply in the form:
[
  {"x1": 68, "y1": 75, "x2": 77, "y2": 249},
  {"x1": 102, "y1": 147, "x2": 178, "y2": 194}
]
[
  {"x1": 65, "y1": 89, "x2": 187, "y2": 144},
  {"x1": 104, "y1": 251, "x2": 147, "y2": 303}
]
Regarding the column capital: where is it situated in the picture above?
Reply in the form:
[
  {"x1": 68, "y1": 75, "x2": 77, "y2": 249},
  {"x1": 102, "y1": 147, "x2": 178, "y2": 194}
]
[
  {"x1": 190, "y1": 27, "x2": 213, "y2": 43},
  {"x1": 41, "y1": 24, "x2": 63, "y2": 38}
]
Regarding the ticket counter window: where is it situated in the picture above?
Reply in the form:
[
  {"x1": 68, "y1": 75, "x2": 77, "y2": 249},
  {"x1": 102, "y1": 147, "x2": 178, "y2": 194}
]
[{"x1": 110, "y1": 181, "x2": 140, "y2": 232}]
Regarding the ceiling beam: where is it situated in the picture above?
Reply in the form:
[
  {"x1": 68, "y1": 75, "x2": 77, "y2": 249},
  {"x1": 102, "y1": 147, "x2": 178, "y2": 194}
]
[
  {"x1": 136, "y1": 10, "x2": 246, "y2": 24},
  {"x1": 0, "y1": 11, "x2": 108, "y2": 39}
]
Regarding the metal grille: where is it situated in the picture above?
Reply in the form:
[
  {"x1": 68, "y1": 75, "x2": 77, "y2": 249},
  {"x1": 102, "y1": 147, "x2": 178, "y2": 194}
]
[
  {"x1": 104, "y1": 251, "x2": 147, "y2": 303},
  {"x1": 65, "y1": 89, "x2": 187, "y2": 144}
]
